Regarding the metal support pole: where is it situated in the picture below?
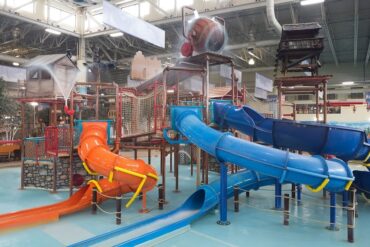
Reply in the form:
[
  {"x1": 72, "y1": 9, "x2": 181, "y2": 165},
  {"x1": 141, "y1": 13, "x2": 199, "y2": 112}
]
[
  {"x1": 217, "y1": 162, "x2": 230, "y2": 225},
  {"x1": 158, "y1": 184, "x2": 164, "y2": 210},
  {"x1": 204, "y1": 152, "x2": 209, "y2": 184},
  {"x1": 278, "y1": 83, "x2": 282, "y2": 119},
  {"x1": 274, "y1": 180, "x2": 282, "y2": 209},
  {"x1": 147, "y1": 135, "x2": 151, "y2": 164},
  {"x1": 234, "y1": 186, "x2": 239, "y2": 212},
  {"x1": 116, "y1": 196, "x2": 122, "y2": 225},
  {"x1": 284, "y1": 193, "x2": 290, "y2": 225},
  {"x1": 160, "y1": 144, "x2": 166, "y2": 203},
  {"x1": 347, "y1": 189, "x2": 356, "y2": 243},
  {"x1": 133, "y1": 138, "x2": 137, "y2": 160},
  {"x1": 297, "y1": 183, "x2": 302, "y2": 205},
  {"x1": 92, "y1": 187, "x2": 97, "y2": 214},
  {"x1": 327, "y1": 192, "x2": 338, "y2": 231},
  {"x1": 190, "y1": 144, "x2": 194, "y2": 176},
  {"x1": 20, "y1": 102, "x2": 25, "y2": 190},
  {"x1": 291, "y1": 184, "x2": 296, "y2": 199},
  {"x1": 174, "y1": 144, "x2": 180, "y2": 192},
  {"x1": 343, "y1": 191, "x2": 349, "y2": 208},
  {"x1": 170, "y1": 145, "x2": 173, "y2": 173}
]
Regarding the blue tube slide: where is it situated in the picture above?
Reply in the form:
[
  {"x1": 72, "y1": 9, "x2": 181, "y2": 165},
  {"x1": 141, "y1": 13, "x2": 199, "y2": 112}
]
[
  {"x1": 69, "y1": 171, "x2": 275, "y2": 247},
  {"x1": 173, "y1": 106, "x2": 353, "y2": 193},
  {"x1": 213, "y1": 102, "x2": 370, "y2": 162}
]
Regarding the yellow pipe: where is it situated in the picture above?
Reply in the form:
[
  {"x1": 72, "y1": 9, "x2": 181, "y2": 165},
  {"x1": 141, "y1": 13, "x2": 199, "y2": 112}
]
[
  {"x1": 363, "y1": 152, "x2": 370, "y2": 163},
  {"x1": 147, "y1": 173, "x2": 159, "y2": 180},
  {"x1": 108, "y1": 171, "x2": 114, "y2": 183},
  {"x1": 87, "y1": 180, "x2": 103, "y2": 192},
  {"x1": 305, "y1": 178, "x2": 330, "y2": 193},
  {"x1": 82, "y1": 162, "x2": 98, "y2": 175},
  {"x1": 113, "y1": 166, "x2": 147, "y2": 208},
  {"x1": 345, "y1": 180, "x2": 353, "y2": 191}
]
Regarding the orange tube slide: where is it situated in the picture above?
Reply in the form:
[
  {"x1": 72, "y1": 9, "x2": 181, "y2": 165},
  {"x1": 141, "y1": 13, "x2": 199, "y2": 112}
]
[
  {"x1": 0, "y1": 122, "x2": 158, "y2": 231},
  {"x1": 78, "y1": 122, "x2": 158, "y2": 200}
]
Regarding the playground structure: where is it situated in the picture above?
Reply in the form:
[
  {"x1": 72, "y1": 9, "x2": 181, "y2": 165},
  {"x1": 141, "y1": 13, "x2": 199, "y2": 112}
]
[{"x1": 1, "y1": 7, "x2": 369, "y2": 246}]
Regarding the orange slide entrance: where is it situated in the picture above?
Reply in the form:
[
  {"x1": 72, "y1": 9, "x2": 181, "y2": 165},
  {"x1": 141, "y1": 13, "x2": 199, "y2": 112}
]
[{"x1": 0, "y1": 122, "x2": 158, "y2": 231}]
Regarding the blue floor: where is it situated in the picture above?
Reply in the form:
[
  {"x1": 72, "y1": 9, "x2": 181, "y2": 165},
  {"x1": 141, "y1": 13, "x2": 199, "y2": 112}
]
[{"x1": 0, "y1": 156, "x2": 369, "y2": 247}]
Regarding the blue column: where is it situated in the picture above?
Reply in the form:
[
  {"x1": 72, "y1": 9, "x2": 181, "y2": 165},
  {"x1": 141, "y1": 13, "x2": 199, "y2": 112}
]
[
  {"x1": 274, "y1": 180, "x2": 282, "y2": 209},
  {"x1": 342, "y1": 191, "x2": 349, "y2": 208},
  {"x1": 217, "y1": 162, "x2": 230, "y2": 225},
  {"x1": 327, "y1": 192, "x2": 338, "y2": 231},
  {"x1": 297, "y1": 184, "x2": 302, "y2": 206}
]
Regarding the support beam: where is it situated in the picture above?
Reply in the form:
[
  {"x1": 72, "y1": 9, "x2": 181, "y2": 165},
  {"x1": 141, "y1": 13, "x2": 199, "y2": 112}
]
[
  {"x1": 289, "y1": 3, "x2": 297, "y2": 24},
  {"x1": 84, "y1": 0, "x2": 295, "y2": 38},
  {"x1": 320, "y1": 4, "x2": 339, "y2": 66},
  {"x1": 0, "y1": 9, "x2": 80, "y2": 37},
  {"x1": 365, "y1": 40, "x2": 370, "y2": 66},
  {"x1": 354, "y1": 0, "x2": 359, "y2": 65}
]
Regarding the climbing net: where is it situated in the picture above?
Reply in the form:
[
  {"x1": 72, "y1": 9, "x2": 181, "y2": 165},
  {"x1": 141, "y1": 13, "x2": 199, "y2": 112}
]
[{"x1": 120, "y1": 85, "x2": 165, "y2": 138}]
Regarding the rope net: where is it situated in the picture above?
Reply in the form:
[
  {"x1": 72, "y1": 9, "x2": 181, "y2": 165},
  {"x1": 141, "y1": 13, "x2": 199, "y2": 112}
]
[{"x1": 120, "y1": 85, "x2": 165, "y2": 137}]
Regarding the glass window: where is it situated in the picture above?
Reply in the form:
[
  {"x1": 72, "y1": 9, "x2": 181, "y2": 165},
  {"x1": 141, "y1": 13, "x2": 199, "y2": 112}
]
[
  {"x1": 122, "y1": 4, "x2": 139, "y2": 17},
  {"x1": 159, "y1": 0, "x2": 174, "y2": 12}
]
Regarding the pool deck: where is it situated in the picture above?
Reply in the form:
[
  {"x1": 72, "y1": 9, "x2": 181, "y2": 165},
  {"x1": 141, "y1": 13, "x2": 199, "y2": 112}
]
[{"x1": 0, "y1": 157, "x2": 369, "y2": 247}]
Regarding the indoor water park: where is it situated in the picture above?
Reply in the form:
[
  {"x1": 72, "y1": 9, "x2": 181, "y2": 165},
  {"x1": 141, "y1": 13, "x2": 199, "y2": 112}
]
[{"x1": 0, "y1": 0, "x2": 370, "y2": 246}]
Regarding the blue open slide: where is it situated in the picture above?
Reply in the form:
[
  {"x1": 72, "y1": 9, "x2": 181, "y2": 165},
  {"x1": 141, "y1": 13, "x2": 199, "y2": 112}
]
[
  {"x1": 70, "y1": 106, "x2": 353, "y2": 246},
  {"x1": 213, "y1": 102, "x2": 370, "y2": 162}
]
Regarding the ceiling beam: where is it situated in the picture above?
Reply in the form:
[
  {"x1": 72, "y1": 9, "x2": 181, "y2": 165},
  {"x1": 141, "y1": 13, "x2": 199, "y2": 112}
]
[
  {"x1": 354, "y1": 0, "x2": 359, "y2": 65},
  {"x1": 116, "y1": 39, "x2": 280, "y2": 64},
  {"x1": 0, "y1": 9, "x2": 80, "y2": 37},
  {"x1": 320, "y1": 3, "x2": 338, "y2": 66},
  {"x1": 84, "y1": 0, "x2": 295, "y2": 38}
]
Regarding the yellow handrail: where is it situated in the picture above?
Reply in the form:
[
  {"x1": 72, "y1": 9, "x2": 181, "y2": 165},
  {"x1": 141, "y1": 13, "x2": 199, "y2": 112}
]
[
  {"x1": 305, "y1": 178, "x2": 330, "y2": 193},
  {"x1": 82, "y1": 162, "x2": 98, "y2": 176},
  {"x1": 112, "y1": 166, "x2": 147, "y2": 208},
  {"x1": 87, "y1": 179, "x2": 103, "y2": 192},
  {"x1": 345, "y1": 180, "x2": 353, "y2": 191}
]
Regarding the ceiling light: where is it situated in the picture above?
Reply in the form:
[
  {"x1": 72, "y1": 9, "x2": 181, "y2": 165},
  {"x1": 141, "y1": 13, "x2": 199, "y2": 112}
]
[
  {"x1": 12, "y1": 62, "x2": 19, "y2": 66},
  {"x1": 167, "y1": 89, "x2": 175, "y2": 94},
  {"x1": 45, "y1": 28, "x2": 61, "y2": 35},
  {"x1": 342, "y1": 81, "x2": 354, "y2": 85},
  {"x1": 248, "y1": 58, "x2": 255, "y2": 65},
  {"x1": 300, "y1": 0, "x2": 325, "y2": 6},
  {"x1": 30, "y1": 102, "x2": 39, "y2": 107},
  {"x1": 110, "y1": 32, "x2": 123, "y2": 37}
]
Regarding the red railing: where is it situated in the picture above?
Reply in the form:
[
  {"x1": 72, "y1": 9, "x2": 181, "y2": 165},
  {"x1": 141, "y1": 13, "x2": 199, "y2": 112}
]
[{"x1": 45, "y1": 126, "x2": 70, "y2": 157}]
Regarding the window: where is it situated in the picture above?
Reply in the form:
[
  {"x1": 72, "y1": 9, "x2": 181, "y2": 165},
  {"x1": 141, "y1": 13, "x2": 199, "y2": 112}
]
[
  {"x1": 327, "y1": 93, "x2": 337, "y2": 100},
  {"x1": 349, "y1": 92, "x2": 364, "y2": 99},
  {"x1": 177, "y1": 0, "x2": 194, "y2": 10},
  {"x1": 86, "y1": 14, "x2": 103, "y2": 31},
  {"x1": 49, "y1": 7, "x2": 72, "y2": 22},
  {"x1": 6, "y1": 0, "x2": 34, "y2": 13},
  {"x1": 140, "y1": 2, "x2": 150, "y2": 17},
  {"x1": 59, "y1": 15, "x2": 76, "y2": 27},
  {"x1": 122, "y1": 4, "x2": 139, "y2": 17},
  {"x1": 159, "y1": 0, "x2": 175, "y2": 12},
  {"x1": 297, "y1": 95, "x2": 310, "y2": 101}
]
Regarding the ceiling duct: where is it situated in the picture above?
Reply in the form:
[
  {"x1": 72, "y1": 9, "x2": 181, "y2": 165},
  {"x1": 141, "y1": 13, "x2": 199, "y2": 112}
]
[{"x1": 266, "y1": 0, "x2": 282, "y2": 35}]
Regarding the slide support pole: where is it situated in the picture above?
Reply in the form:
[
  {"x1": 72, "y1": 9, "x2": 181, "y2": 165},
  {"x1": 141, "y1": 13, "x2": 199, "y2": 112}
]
[
  {"x1": 297, "y1": 184, "x2": 302, "y2": 206},
  {"x1": 342, "y1": 191, "x2": 349, "y2": 208},
  {"x1": 274, "y1": 180, "x2": 282, "y2": 210},
  {"x1": 217, "y1": 162, "x2": 230, "y2": 225},
  {"x1": 327, "y1": 192, "x2": 339, "y2": 231}
]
